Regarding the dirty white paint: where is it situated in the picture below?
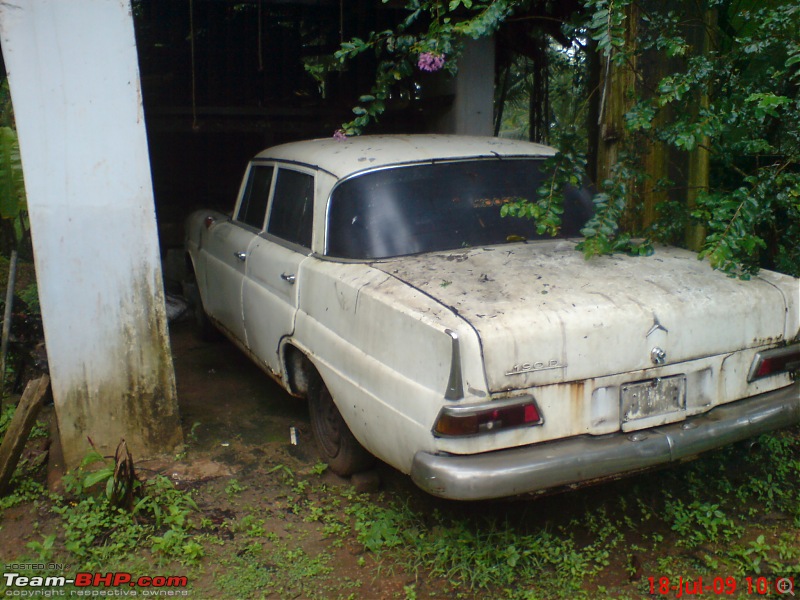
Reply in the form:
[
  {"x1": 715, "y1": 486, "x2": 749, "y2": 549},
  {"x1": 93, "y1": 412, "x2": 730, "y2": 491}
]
[
  {"x1": 0, "y1": 0, "x2": 183, "y2": 466},
  {"x1": 188, "y1": 136, "x2": 800, "y2": 491}
]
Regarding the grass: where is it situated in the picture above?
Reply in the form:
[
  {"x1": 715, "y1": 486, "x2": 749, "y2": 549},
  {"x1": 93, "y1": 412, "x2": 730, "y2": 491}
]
[{"x1": 2, "y1": 398, "x2": 800, "y2": 598}]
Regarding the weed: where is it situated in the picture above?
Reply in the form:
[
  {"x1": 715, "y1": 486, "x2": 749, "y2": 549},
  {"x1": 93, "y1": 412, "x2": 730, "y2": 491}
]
[
  {"x1": 25, "y1": 534, "x2": 55, "y2": 562},
  {"x1": 309, "y1": 461, "x2": 328, "y2": 476},
  {"x1": 403, "y1": 583, "x2": 417, "y2": 600},
  {"x1": 0, "y1": 477, "x2": 45, "y2": 510},
  {"x1": 215, "y1": 542, "x2": 345, "y2": 599},
  {"x1": 224, "y1": 478, "x2": 247, "y2": 499},
  {"x1": 151, "y1": 529, "x2": 205, "y2": 565},
  {"x1": 304, "y1": 501, "x2": 325, "y2": 522},
  {"x1": 53, "y1": 495, "x2": 151, "y2": 569},
  {"x1": 665, "y1": 498, "x2": 741, "y2": 548},
  {"x1": 233, "y1": 514, "x2": 266, "y2": 538},
  {"x1": 187, "y1": 421, "x2": 202, "y2": 442},
  {"x1": 267, "y1": 463, "x2": 295, "y2": 483}
]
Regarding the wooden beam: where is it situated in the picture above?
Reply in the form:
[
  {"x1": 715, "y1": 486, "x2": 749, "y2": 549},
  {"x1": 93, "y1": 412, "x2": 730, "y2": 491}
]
[{"x1": 0, "y1": 375, "x2": 50, "y2": 495}]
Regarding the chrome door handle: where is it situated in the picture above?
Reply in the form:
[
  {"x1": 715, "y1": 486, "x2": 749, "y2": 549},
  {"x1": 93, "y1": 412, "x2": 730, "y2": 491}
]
[
  {"x1": 234, "y1": 251, "x2": 247, "y2": 262},
  {"x1": 280, "y1": 273, "x2": 296, "y2": 284}
]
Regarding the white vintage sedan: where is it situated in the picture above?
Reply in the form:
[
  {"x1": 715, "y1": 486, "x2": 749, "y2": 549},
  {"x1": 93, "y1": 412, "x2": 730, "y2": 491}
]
[{"x1": 185, "y1": 135, "x2": 800, "y2": 500}]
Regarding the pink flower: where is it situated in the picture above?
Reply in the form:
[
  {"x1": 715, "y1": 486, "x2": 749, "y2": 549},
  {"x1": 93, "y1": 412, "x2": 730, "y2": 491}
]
[
  {"x1": 333, "y1": 129, "x2": 347, "y2": 141},
  {"x1": 418, "y1": 52, "x2": 445, "y2": 72}
]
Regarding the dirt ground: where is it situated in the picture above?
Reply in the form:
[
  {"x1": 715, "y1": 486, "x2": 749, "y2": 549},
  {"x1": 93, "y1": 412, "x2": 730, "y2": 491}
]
[
  {"x1": 3, "y1": 314, "x2": 797, "y2": 599},
  {"x1": 153, "y1": 319, "x2": 665, "y2": 598},
  {"x1": 167, "y1": 316, "x2": 429, "y2": 499},
  {"x1": 1, "y1": 316, "x2": 444, "y2": 598},
  {"x1": 165, "y1": 319, "x2": 428, "y2": 598}
]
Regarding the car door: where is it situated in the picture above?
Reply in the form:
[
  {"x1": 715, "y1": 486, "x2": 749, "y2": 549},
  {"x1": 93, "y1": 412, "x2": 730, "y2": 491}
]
[
  {"x1": 201, "y1": 163, "x2": 274, "y2": 344},
  {"x1": 242, "y1": 165, "x2": 314, "y2": 375}
]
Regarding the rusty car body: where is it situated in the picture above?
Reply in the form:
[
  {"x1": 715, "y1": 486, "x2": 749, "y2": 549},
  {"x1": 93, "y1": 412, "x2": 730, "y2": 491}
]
[{"x1": 185, "y1": 135, "x2": 800, "y2": 500}]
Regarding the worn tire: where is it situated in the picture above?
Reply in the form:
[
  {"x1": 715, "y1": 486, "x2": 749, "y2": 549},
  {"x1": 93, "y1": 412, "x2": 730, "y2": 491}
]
[
  {"x1": 182, "y1": 275, "x2": 220, "y2": 342},
  {"x1": 309, "y1": 381, "x2": 374, "y2": 476}
]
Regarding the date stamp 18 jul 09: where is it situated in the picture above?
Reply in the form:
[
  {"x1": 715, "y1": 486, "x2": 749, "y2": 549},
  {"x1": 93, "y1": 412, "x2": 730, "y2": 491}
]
[{"x1": 649, "y1": 576, "x2": 795, "y2": 597}]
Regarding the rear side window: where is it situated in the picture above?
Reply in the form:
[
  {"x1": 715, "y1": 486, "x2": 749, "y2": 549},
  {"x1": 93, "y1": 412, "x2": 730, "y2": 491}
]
[
  {"x1": 236, "y1": 165, "x2": 274, "y2": 230},
  {"x1": 267, "y1": 168, "x2": 314, "y2": 248}
]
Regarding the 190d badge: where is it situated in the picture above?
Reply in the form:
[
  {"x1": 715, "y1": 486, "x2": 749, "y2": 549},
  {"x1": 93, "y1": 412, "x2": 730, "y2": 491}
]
[{"x1": 506, "y1": 360, "x2": 566, "y2": 376}]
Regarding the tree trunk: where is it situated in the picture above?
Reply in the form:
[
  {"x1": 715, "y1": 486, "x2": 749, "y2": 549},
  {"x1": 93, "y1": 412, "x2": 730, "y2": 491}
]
[
  {"x1": 528, "y1": 37, "x2": 549, "y2": 144},
  {"x1": 595, "y1": 3, "x2": 639, "y2": 228},
  {"x1": 685, "y1": 8, "x2": 716, "y2": 250},
  {"x1": 585, "y1": 37, "x2": 601, "y2": 187},
  {"x1": 641, "y1": 45, "x2": 671, "y2": 230}
]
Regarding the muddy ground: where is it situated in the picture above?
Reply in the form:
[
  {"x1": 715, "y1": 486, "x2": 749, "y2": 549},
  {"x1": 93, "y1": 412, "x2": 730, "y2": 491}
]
[
  {"x1": 163, "y1": 320, "x2": 660, "y2": 598},
  {"x1": 1, "y1": 316, "x2": 798, "y2": 599}
]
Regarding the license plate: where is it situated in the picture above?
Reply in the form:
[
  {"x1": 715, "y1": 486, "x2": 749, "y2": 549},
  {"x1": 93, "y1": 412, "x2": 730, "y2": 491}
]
[{"x1": 621, "y1": 375, "x2": 686, "y2": 428}]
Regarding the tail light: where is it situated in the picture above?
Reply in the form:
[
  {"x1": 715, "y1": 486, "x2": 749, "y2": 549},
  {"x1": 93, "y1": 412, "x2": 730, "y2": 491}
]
[
  {"x1": 748, "y1": 344, "x2": 800, "y2": 382},
  {"x1": 433, "y1": 395, "x2": 543, "y2": 437}
]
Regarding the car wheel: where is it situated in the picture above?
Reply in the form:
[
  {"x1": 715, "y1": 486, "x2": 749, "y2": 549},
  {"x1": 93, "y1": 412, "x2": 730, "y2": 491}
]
[
  {"x1": 182, "y1": 274, "x2": 220, "y2": 342},
  {"x1": 309, "y1": 381, "x2": 374, "y2": 476}
]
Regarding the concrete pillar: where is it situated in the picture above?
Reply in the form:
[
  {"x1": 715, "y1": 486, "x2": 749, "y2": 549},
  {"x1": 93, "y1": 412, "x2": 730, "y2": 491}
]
[
  {"x1": 436, "y1": 37, "x2": 495, "y2": 136},
  {"x1": 0, "y1": 0, "x2": 183, "y2": 467}
]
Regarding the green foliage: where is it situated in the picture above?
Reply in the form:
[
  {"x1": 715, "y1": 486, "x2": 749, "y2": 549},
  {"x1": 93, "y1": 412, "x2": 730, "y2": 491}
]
[
  {"x1": 52, "y1": 495, "x2": 148, "y2": 568},
  {"x1": 17, "y1": 282, "x2": 39, "y2": 314},
  {"x1": 4, "y1": 428, "x2": 800, "y2": 598},
  {"x1": 586, "y1": 0, "x2": 633, "y2": 61},
  {"x1": 0, "y1": 127, "x2": 25, "y2": 219},
  {"x1": 224, "y1": 477, "x2": 247, "y2": 499},
  {"x1": 333, "y1": 0, "x2": 800, "y2": 277},
  {"x1": 501, "y1": 138, "x2": 585, "y2": 236},
  {"x1": 53, "y1": 472, "x2": 204, "y2": 569},
  {"x1": 1, "y1": 402, "x2": 31, "y2": 441},
  {"x1": 216, "y1": 544, "x2": 338, "y2": 599},
  {"x1": 580, "y1": 0, "x2": 800, "y2": 276},
  {"x1": 0, "y1": 476, "x2": 45, "y2": 510},
  {"x1": 0, "y1": 125, "x2": 27, "y2": 245},
  {"x1": 577, "y1": 147, "x2": 654, "y2": 257},
  {"x1": 664, "y1": 498, "x2": 742, "y2": 548},
  {"x1": 334, "y1": 0, "x2": 515, "y2": 135},
  {"x1": 26, "y1": 534, "x2": 56, "y2": 562}
]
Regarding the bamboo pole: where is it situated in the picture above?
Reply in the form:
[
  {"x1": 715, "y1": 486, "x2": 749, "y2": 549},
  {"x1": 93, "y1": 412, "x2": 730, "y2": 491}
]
[{"x1": 0, "y1": 246, "x2": 18, "y2": 408}]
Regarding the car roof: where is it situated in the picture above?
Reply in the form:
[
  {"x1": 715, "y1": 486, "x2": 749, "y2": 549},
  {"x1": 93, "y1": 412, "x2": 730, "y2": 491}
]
[{"x1": 253, "y1": 134, "x2": 558, "y2": 179}]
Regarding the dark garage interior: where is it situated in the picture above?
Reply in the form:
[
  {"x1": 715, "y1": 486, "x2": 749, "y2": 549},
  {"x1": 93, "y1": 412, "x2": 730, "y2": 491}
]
[{"x1": 134, "y1": 0, "x2": 455, "y2": 251}]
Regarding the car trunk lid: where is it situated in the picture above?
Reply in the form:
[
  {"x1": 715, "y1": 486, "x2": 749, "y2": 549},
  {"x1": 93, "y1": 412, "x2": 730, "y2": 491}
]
[{"x1": 372, "y1": 241, "x2": 793, "y2": 392}]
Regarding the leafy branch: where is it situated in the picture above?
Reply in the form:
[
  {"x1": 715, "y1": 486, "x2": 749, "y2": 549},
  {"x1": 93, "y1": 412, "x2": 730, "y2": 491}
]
[{"x1": 334, "y1": 0, "x2": 515, "y2": 135}]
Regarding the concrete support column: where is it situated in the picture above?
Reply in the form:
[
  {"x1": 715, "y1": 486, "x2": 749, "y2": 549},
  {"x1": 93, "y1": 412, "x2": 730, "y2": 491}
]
[
  {"x1": 436, "y1": 37, "x2": 495, "y2": 136},
  {"x1": 0, "y1": 0, "x2": 183, "y2": 467}
]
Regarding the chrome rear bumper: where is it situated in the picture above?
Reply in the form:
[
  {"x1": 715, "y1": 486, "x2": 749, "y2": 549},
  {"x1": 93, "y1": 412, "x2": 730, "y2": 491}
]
[{"x1": 411, "y1": 382, "x2": 800, "y2": 501}]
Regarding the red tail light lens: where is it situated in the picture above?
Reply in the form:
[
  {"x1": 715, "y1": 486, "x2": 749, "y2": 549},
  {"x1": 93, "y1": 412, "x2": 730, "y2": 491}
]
[
  {"x1": 433, "y1": 396, "x2": 543, "y2": 437},
  {"x1": 748, "y1": 344, "x2": 800, "y2": 382}
]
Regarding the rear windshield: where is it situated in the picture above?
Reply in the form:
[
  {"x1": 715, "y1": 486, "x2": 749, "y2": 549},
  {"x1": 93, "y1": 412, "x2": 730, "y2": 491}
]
[{"x1": 326, "y1": 158, "x2": 593, "y2": 260}]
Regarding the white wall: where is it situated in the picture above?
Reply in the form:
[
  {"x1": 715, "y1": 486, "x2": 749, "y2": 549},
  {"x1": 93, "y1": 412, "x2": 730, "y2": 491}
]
[{"x1": 0, "y1": 0, "x2": 183, "y2": 466}]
